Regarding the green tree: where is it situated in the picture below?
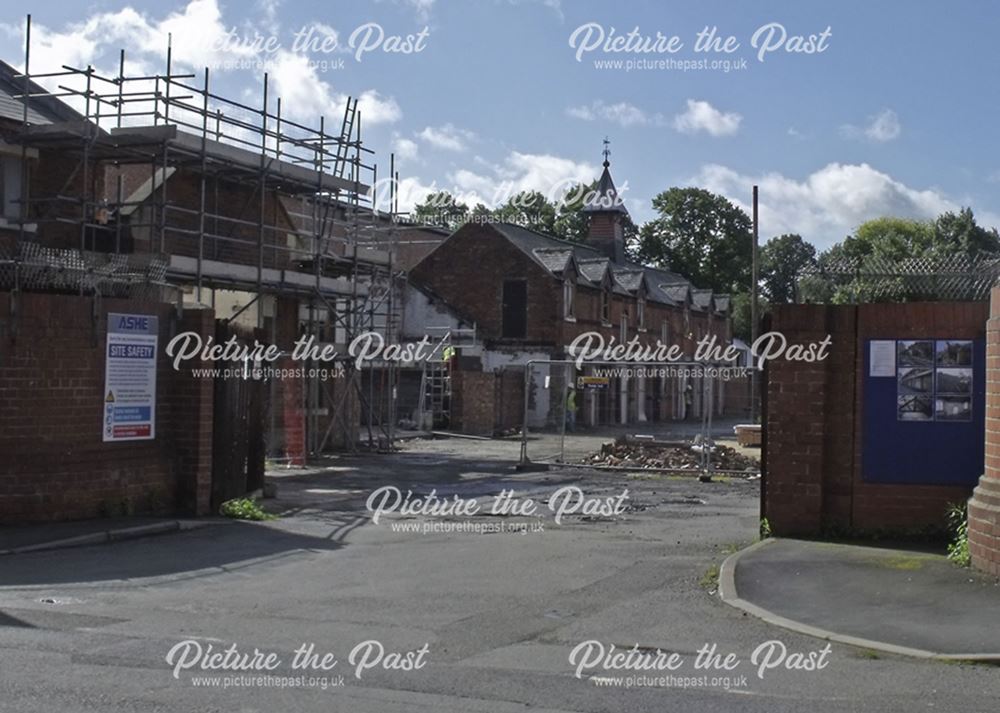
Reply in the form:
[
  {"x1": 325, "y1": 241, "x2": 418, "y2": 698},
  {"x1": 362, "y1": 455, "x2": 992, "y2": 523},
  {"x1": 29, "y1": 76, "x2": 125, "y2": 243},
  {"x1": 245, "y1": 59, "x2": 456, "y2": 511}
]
[
  {"x1": 635, "y1": 187, "x2": 753, "y2": 294},
  {"x1": 760, "y1": 233, "x2": 816, "y2": 303},
  {"x1": 552, "y1": 182, "x2": 596, "y2": 243},
  {"x1": 411, "y1": 191, "x2": 469, "y2": 230},
  {"x1": 804, "y1": 209, "x2": 1000, "y2": 303},
  {"x1": 491, "y1": 190, "x2": 558, "y2": 234},
  {"x1": 932, "y1": 207, "x2": 1000, "y2": 258},
  {"x1": 729, "y1": 291, "x2": 768, "y2": 343}
]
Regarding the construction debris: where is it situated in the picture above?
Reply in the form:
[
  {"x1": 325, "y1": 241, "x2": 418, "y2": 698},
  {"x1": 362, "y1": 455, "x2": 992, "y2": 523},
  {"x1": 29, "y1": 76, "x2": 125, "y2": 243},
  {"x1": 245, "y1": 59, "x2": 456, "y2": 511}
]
[{"x1": 582, "y1": 437, "x2": 760, "y2": 473}]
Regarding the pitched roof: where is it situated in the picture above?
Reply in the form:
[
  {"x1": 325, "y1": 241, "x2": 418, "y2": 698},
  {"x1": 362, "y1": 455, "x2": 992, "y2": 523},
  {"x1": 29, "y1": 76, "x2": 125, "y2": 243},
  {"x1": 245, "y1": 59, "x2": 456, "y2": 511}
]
[
  {"x1": 713, "y1": 294, "x2": 731, "y2": 315},
  {"x1": 659, "y1": 283, "x2": 692, "y2": 305},
  {"x1": 0, "y1": 60, "x2": 86, "y2": 125},
  {"x1": 582, "y1": 161, "x2": 629, "y2": 216},
  {"x1": 472, "y1": 222, "x2": 728, "y2": 312},
  {"x1": 611, "y1": 268, "x2": 644, "y2": 293},
  {"x1": 577, "y1": 257, "x2": 610, "y2": 284},
  {"x1": 691, "y1": 288, "x2": 714, "y2": 312},
  {"x1": 531, "y1": 247, "x2": 575, "y2": 275}
]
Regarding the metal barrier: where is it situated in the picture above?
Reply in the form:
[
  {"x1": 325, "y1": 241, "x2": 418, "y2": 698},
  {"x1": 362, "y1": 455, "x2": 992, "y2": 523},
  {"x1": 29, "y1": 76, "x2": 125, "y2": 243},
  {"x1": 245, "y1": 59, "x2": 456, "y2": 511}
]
[{"x1": 517, "y1": 359, "x2": 760, "y2": 477}]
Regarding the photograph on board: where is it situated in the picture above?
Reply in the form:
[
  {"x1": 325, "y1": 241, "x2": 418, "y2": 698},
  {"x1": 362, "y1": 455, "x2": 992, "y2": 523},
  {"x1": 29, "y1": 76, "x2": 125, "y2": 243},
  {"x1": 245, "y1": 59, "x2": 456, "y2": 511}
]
[
  {"x1": 897, "y1": 367, "x2": 933, "y2": 395},
  {"x1": 936, "y1": 397, "x2": 973, "y2": 422},
  {"x1": 897, "y1": 340, "x2": 935, "y2": 367},
  {"x1": 898, "y1": 395, "x2": 933, "y2": 421},
  {"x1": 936, "y1": 368, "x2": 973, "y2": 395},
  {"x1": 936, "y1": 340, "x2": 973, "y2": 367}
]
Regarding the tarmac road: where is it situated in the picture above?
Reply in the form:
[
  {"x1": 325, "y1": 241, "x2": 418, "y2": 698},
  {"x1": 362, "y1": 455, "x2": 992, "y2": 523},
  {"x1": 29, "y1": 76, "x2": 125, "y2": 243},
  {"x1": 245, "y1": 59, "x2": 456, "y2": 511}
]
[{"x1": 0, "y1": 439, "x2": 998, "y2": 712}]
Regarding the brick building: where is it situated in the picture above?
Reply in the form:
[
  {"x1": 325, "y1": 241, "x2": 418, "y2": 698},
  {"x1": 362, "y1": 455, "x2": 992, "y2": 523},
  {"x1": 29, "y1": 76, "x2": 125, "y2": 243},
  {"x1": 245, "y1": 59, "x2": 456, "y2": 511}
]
[
  {"x1": 406, "y1": 157, "x2": 735, "y2": 435},
  {"x1": 0, "y1": 47, "x2": 449, "y2": 521}
]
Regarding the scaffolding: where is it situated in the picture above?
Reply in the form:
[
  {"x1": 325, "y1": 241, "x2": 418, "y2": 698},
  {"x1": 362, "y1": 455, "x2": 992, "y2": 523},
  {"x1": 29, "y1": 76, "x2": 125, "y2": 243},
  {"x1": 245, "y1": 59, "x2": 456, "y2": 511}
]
[{"x1": 5, "y1": 14, "x2": 409, "y2": 458}]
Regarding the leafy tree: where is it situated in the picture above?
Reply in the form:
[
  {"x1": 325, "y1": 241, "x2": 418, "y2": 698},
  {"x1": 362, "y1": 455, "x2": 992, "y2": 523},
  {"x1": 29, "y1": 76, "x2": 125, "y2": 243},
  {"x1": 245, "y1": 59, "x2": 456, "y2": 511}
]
[
  {"x1": 839, "y1": 217, "x2": 936, "y2": 261},
  {"x1": 635, "y1": 187, "x2": 752, "y2": 294},
  {"x1": 411, "y1": 191, "x2": 469, "y2": 230},
  {"x1": 933, "y1": 207, "x2": 1000, "y2": 258},
  {"x1": 552, "y1": 182, "x2": 596, "y2": 243},
  {"x1": 804, "y1": 208, "x2": 1000, "y2": 303},
  {"x1": 729, "y1": 291, "x2": 768, "y2": 343},
  {"x1": 492, "y1": 190, "x2": 558, "y2": 234},
  {"x1": 760, "y1": 233, "x2": 816, "y2": 303}
]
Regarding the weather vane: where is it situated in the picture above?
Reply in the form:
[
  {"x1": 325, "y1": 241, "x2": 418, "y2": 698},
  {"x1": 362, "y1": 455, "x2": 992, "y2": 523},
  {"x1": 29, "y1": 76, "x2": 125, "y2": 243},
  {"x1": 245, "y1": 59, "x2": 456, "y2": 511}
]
[{"x1": 602, "y1": 136, "x2": 611, "y2": 166}]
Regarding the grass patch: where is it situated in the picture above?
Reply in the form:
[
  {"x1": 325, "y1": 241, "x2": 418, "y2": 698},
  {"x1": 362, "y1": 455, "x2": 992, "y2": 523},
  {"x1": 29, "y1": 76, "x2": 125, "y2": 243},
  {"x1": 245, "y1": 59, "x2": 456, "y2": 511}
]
[
  {"x1": 219, "y1": 497, "x2": 276, "y2": 521},
  {"x1": 947, "y1": 502, "x2": 971, "y2": 568},
  {"x1": 700, "y1": 563, "x2": 720, "y2": 591},
  {"x1": 878, "y1": 555, "x2": 927, "y2": 571},
  {"x1": 855, "y1": 648, "x2": 880, "y2": 660}
]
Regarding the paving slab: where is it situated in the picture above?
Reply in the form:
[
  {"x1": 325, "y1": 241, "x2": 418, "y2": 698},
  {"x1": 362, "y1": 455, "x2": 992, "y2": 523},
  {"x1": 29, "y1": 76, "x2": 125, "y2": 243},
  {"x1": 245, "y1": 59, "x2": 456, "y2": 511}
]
[
  {"x1": 722, "y1": 538, "x2": 1000, "y2": 658},
  {"x1": 0, "y1": 516, "x2": 218, "y2": 555}
]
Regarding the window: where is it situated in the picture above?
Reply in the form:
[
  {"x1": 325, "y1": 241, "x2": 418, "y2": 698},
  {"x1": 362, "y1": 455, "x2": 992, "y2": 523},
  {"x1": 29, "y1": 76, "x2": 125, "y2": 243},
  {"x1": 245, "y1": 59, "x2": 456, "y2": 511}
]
[
  {"x1": 637, "y1": 294, "x2": 646, "y2": 329},
  {"x1": 620, "y1": 310, "x2": 628, "y2": 342},
  {"x1": 563, "y1": 278, "x2": 575, "y2": 320},
  {"x1": 660, "y1": 319, "x2": 669, "y2": 347},
  {"x1": 601, "y1": 285, "x2": 611, "y2": 323}
]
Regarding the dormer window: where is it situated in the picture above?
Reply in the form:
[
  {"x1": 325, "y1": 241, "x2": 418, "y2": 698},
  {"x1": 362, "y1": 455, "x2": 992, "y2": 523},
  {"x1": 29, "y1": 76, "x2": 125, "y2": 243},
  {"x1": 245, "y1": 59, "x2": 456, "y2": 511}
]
[{"x1": 563, "y1": 277, "x2": 576, "y2": 320}]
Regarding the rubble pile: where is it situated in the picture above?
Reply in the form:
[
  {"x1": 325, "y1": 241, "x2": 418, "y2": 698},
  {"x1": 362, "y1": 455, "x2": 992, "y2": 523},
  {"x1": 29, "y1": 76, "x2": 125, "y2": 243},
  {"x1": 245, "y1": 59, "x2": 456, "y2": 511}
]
[{"x1": 583, "y1": 437, "x2": 760, "y2": 473}]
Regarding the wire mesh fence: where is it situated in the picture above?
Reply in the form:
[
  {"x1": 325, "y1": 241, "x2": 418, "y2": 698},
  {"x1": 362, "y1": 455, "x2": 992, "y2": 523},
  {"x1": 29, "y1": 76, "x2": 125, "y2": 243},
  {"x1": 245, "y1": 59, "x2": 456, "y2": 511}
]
[
  {"x1": 0, "y1": 241, "x2": 179, "y2": 303},
  {"x1": 797, "y1": 254, "x2": 1000, "y2": 303},
  {"x1": 517, "y1": 360, "x2": 760, "y2": 477}
]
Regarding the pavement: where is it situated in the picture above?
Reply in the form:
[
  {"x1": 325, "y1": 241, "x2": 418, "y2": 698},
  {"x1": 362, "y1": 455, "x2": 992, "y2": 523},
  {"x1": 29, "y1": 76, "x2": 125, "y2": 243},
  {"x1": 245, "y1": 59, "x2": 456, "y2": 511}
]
[
  {"x1": 721, "y1": 538, "x2": 1000, "y2": 659},
  {"x1": 0, "y1": 516, "x2": 218, "y2": 555}
]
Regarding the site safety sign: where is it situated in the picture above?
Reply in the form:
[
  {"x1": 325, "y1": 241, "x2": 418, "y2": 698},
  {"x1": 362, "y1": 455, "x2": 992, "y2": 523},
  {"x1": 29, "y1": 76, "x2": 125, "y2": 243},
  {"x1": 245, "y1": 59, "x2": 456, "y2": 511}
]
[{"x1": 103, "y1": 313, "x2": 158, "y2": 442}]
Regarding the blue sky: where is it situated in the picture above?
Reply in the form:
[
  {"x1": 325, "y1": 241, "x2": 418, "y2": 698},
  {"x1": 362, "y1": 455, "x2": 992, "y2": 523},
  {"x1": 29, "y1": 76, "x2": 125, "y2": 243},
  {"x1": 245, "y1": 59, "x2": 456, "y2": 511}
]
[{"x1": 2, "y1": 0, "x2": 998, "y2": 249}]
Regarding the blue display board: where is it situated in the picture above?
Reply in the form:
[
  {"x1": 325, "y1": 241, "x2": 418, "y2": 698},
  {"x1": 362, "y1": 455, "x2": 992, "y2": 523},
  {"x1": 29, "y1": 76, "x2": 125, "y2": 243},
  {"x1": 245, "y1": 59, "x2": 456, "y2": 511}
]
[{"x1": 862, "y1": 338, "x2": 985, "y2": 485}]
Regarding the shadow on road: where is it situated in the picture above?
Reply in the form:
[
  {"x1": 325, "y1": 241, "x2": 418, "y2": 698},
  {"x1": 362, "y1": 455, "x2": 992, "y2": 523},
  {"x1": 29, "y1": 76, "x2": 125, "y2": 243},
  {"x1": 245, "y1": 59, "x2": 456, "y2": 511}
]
[{"x1": 0, "y1": 521, "x2": 343, "y2": 587}]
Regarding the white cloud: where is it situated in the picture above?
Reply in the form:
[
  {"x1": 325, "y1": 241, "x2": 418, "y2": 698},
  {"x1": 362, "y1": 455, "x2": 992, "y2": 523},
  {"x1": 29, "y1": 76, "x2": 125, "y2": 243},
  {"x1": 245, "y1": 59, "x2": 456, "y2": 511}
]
[
  {"x1": 393, "y1": 136, "x2": 420, "y2": 161},
  {"x1": 865, "y1": 110, "x2": 901, "y2": 142},
  {"x1": 448, "y1": 151, "x2": 597, "y2": 207},
  {"x1": 566, "y1": 100, "x2": 663, "y2": 128},
  {"x1": 3, "y1": 1, "x2": 402, "y2": 129},
  {"x1": 355, "y1": 90, "x2": 403, "y2": 125},
  {"x1": 692, "y1": 162, "x2": 963, "y2": 249},
  {"x1": 388, "y1": 151, "x2": 597, "y2": 213},
  {"x1": 672, "y1": 99, "x2": 742, "y2": 137},
  {"x1": 5, "y1": 0, "x2": 257, "y2": 76},
  {"x1": 841, "y1": 109, "x2": 902, "y2": 143},
  {"x1": 417, "y1": 123, "x2": 476, "y2": 151}
]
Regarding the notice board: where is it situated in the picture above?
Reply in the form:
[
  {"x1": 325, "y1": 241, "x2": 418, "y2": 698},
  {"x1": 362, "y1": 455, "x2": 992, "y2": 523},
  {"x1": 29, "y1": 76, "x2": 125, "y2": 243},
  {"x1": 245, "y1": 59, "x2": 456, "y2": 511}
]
[
  {"x1": 103, "y1": 313, "x2": 158, "y2": 442},
  {"x1": 862, "y1": 338, "x2": 985, "y2": 485}
]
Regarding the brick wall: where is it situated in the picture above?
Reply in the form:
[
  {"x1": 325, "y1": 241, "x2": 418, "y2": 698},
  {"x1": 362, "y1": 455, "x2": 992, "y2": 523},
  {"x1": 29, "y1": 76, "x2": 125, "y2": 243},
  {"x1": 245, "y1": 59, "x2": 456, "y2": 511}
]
[
  {"x1": 410, "y1": 223, "x2": 730, "y2": 355},
  {"x1": 410, "y1": 224, "x2": 558, "y2": 343},
  {"x1": 451, "y1": 367, "x2": 495, "y2": 436},
  {"x1": 969, "y1": 287, "x2": 1000, "y2": 574},
  {"x1": 765, "y1": 301, "x2": 987, "y2": 536},
  {"x1": 0, "y1": 293, "x2": 215, "y2": 523}
]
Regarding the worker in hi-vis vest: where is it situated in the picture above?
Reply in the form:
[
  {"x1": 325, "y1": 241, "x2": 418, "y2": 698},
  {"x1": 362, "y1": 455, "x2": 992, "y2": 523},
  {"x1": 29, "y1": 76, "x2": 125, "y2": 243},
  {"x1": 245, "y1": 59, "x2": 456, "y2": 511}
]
[{"x1": 565, "y1": 385, "x2": 578, "y2": 432}]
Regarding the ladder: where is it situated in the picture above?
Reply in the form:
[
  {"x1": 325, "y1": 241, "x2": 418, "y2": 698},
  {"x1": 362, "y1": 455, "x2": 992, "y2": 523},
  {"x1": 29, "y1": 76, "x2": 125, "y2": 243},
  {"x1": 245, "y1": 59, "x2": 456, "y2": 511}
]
[
  {"x1": 333, "y1": 97, "x2": 358, "y2": 180},
  {"x1": 419, "y1": 331, "x2": 453, "y2": 429}
]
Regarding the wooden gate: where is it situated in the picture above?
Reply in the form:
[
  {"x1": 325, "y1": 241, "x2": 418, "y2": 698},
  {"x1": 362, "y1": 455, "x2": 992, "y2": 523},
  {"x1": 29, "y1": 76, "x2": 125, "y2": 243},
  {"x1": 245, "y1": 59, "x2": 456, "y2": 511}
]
[{"x1": 210, "y1": 320, "x2": 266, "y2": 510}]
